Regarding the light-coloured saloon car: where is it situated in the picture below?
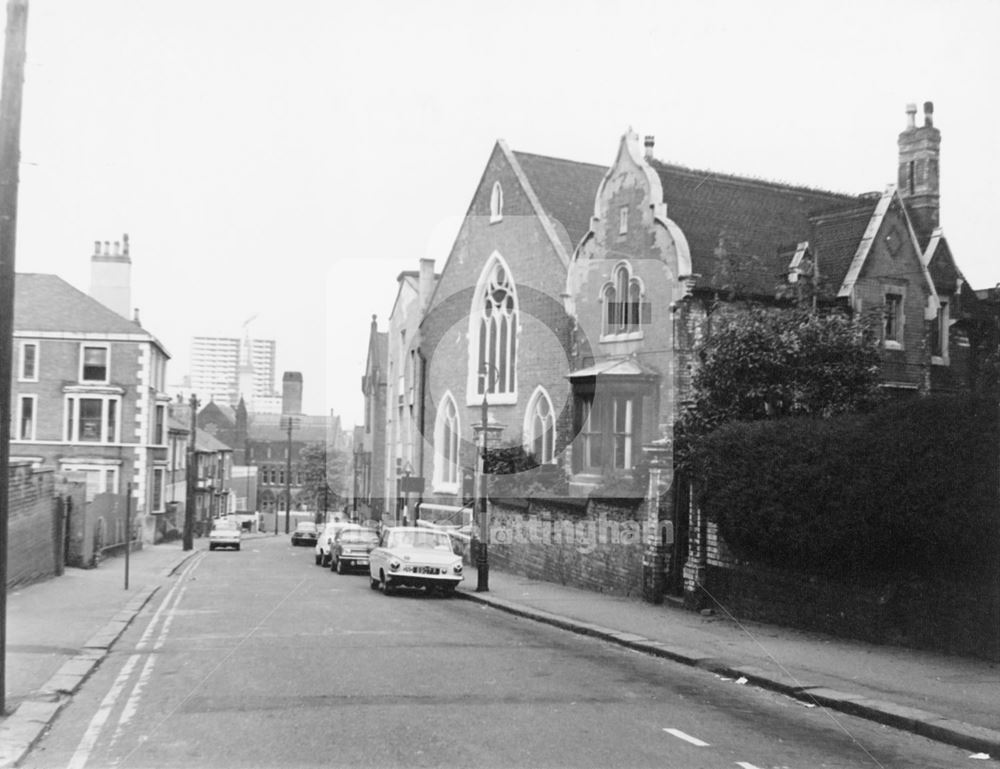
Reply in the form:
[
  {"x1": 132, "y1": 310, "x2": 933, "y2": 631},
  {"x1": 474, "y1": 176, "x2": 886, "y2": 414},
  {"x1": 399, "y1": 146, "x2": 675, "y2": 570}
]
[
  {"x1": 208, "y1": 518, "x2": 242, "y2": 551},
  {"x1": 369, "y1": 527, "x2": 463, "y2": 595},
  {"x1": 315, "y1": 521, "x2": 359, "y2": 566},
  {"x1": 331, "y1": 527, "x2": 379, "y2": 574}
]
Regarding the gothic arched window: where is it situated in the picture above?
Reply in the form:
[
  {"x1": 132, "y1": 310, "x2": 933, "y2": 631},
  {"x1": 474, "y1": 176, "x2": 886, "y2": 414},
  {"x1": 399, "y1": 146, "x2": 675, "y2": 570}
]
[
  {"x1": 433, "y1": 393, "x2": 460, "y2": 492},
  {"x1": 602, "y1": 262, "x2": 644, "y2": 336},
  {"x1": 471, "y1": 255, "x2": 518, "y2": 401},
  {"x1": 524, "y1": 386, "x2": 556, "y2": 464},
  {"x1": 490, "y1": 181, "x2": 503, "y2": 222}
]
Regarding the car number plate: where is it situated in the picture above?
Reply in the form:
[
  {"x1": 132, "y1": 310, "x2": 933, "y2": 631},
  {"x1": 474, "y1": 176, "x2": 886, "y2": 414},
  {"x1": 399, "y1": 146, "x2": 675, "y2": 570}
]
[{"x1": 413, "y1": 566, "x2": 439, "y2": 575}]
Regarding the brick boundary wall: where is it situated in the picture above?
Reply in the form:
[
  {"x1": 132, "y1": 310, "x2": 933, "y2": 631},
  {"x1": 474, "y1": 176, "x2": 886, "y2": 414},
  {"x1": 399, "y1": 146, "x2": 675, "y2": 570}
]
[
  {"x1": 486, "y1": 497, "x2": 647, "y2": 597},
  {"x1": 7, "y1": 463, "x2": 60, "y2": 589}
]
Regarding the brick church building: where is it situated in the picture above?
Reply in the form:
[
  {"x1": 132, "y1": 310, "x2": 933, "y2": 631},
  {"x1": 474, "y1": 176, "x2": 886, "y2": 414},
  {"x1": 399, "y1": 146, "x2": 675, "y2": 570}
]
[{"x1": 409, "y1": 102, "x2": 984, "y2": 515}]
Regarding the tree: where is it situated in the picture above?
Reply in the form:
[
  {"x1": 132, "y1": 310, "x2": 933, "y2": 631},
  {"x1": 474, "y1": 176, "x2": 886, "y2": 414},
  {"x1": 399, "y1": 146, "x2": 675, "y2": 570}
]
[
  {"x1": 681, "y1": 305, "x2": 884, "y2": 435},
  {"x1": 298, "y1": 443, "x2": 350, "y2": 513}
]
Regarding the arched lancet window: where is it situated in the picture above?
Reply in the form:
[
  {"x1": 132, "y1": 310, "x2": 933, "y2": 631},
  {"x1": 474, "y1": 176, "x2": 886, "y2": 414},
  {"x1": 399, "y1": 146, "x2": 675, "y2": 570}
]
[
  {"x1": 524, "y1": 387, "x2": 556, "y2": 464},
  {"x1": 602, "y1": 262, "x2": 644, "y2": 336},
  {"x1": 471, "y1": 255, "x2": 518, "y2": 399},
  {"x1": 434, "y1": 393, "x2": 460, "y2": 491},
  {"x1": 490, "y1": 181, "x2": 503, "y2": 222}
]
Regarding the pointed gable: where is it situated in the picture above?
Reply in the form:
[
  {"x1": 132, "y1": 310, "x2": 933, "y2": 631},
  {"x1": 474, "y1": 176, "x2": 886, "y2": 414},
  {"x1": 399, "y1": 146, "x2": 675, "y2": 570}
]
[{"x1": 925, "y1": 229, "x2": 963, "y2": 295}]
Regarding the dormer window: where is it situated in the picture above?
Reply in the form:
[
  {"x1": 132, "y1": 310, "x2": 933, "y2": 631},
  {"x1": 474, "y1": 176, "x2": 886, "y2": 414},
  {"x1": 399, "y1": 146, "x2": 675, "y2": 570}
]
[
  {"x1": 618, "y1": 206, "x2": 628, "y2": 235},
  {"x1": 490, "y1": 181, "x2": 503, "y2": 223}
]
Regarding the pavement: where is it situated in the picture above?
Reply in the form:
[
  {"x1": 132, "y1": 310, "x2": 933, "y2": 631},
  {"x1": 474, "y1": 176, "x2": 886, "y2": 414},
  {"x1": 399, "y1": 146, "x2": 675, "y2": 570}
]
[{"x1": 1, "y1": 540, "x2": 998, "y2": 769}]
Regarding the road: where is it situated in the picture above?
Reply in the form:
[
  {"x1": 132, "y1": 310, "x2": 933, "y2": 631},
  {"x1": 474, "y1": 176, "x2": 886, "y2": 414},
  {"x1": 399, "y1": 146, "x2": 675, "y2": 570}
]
[{"x1": 21, "y1": 535, "x2": 984, "y2": 769}]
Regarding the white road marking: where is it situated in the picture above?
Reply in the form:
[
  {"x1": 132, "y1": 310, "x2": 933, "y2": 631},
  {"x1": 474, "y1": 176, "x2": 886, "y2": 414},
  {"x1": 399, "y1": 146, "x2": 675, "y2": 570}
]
[
  {"x1": 662, "y1": 728, "x2": 709, "y2": 747},
  {"x1": 66, "y1": 654, "x2": 141, "y2": 769},
  {"x1": 736, "y1": 762, "x2": 763, "y2": 769},
  {"x1": 69, "y1": 555, "x2": 202, "y2": 766}
]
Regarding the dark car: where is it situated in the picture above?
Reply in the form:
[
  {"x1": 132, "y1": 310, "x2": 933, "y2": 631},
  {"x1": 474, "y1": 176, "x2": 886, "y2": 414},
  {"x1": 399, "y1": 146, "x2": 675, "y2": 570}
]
[
  {"x1": 290, "y1": 521, "x2": 319, "y2": 547},
  {"x1": 331, "y1": 527, "x2": 379, "y2": 574}
]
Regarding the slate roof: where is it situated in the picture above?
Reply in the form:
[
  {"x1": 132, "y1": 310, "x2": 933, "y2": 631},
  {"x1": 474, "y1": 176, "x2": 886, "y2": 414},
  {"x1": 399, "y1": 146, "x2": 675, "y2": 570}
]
[
  {"x1": 195, "y1": 428, "x2": 232, "y2": 453},
  {"x1": 513, "y1": 151, "x2": 607, "y2": 254},
  {"x1": 511, "y1": 150, "x2": 884, "y2": 298},
  {"x1": 17, "y1": 273, "x2": 141, "y2": 334},
  {"x1": 649, "y1": 161, "x2": 875, "y2": 296},
  {"x1": 809, "y1": 202, "x2": 881, "y2": 294},
  {"x1": 15, "y1": 272, "x2": 168, "y2": 352}
]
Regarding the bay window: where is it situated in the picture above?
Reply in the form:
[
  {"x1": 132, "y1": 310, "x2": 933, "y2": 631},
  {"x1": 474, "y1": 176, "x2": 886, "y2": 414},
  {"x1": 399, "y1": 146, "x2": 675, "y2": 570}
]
[{"x1": 66, "y1": 395, "x2": 120, "y2": 443}]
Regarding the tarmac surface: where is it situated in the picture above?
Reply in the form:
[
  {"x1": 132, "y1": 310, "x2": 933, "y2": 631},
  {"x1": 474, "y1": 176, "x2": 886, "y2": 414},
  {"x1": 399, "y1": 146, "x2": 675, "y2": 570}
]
[{"x1": 1, "y1": 536, "x2": 998, "y2": 767}]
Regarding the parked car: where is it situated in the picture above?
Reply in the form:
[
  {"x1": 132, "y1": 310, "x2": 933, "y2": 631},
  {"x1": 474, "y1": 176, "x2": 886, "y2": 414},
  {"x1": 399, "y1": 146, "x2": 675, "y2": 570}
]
[
  {"x1": 291, "y1": 521, "x2": 319, "y2": 547},
  {"x1": 209, "y1": 518, "x2": 242, "y2": 551},
  {"x1": 369, "y1": 526, "x2": 463, "y2": 595},
  {"x1": 315, "y1": 520, "x2": 359, "y2": 566},
  {"x1": 331, "y1": 527, "x2": 379, "y2": 574}
]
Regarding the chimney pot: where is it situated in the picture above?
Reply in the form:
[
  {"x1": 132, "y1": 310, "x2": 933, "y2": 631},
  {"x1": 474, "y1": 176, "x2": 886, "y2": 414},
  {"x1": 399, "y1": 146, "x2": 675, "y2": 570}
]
[
  {"x1": 923, "y1": 101, "x2": 934, "y2": 128},
  {"x1": 113, "y1": 241, "x2": 120, "y2": 256},
  {"x1": 643, "y1": 135, "x2": 655, "y2": 160},
  {"x1": 93, "y1": 240, "x2": 101, "y2": 255},
  {"x1": 905, "y1": 103, "x2": 917, "y2": 129},
  {"x1": 103, "y1": 241, "x2": 110, "y2": 255}
]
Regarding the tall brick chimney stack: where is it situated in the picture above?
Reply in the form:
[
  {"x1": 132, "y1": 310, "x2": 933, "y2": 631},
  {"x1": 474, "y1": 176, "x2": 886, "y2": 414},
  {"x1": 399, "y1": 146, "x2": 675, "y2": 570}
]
[
  {"x1": 281, "y1": 371, "x2": 303, "y2": 415},
  {"x1": 897, "y1": 101, "x2": 941, "y2": 247},
  {"x1": 418, "y1": 257, "x2": 435, "y2": 314},
  {"x1": 89, "y1": 233, "x2": 132, "y2": 319}
]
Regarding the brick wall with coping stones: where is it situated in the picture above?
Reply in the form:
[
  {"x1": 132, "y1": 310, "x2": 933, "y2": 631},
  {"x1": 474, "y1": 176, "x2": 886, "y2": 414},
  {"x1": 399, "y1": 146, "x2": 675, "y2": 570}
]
[
  {"x1": 7, "y1": 462, "x2": 58, "y2": 588},
  {"x1": 487, "y1": 497, "x2": 647, "y2": 596}
]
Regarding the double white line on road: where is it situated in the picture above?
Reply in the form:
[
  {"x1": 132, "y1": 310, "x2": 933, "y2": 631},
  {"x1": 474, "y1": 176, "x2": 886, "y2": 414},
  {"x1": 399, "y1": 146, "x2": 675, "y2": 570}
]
[{"x1": 66, "y1": 554, "x2": 203, "y2": 769}]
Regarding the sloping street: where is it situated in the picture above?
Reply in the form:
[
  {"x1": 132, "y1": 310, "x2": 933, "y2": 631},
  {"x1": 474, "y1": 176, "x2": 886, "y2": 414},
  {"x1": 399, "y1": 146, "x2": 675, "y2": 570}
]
[{"x1": 16, "y1": 537, "x2": 984, "y2": 769}]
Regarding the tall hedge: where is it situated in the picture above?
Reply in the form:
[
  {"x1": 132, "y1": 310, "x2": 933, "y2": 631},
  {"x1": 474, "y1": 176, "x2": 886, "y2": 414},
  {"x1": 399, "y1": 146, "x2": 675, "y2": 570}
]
[{"x1": 690, "y1": 395, "x2": 999, "y2": 581}]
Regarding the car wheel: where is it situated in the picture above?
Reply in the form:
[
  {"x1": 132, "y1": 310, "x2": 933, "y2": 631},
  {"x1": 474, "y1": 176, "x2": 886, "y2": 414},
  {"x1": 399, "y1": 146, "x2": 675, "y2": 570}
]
[
  {"x1": 314, "y1": 552, "x2": 321, "y2": 566},
  {"x1": 235, "y1": 544, "x2": 241, "y2": 551},
  {"x1": 336, "y1": 557, "x2": 346, "y2": 575},
  {"x1": 440, "y1": 583, "x2": 456, "y2": 596},
  {"x1": 379, "y1": 571, "x2": 395, "y2": 595},
  {"x1": 209, "y1": 544, "x2": 215, "y2": 551},
  {"x1": 369, "y1": 574, "x2": 379, "y2": 590}
]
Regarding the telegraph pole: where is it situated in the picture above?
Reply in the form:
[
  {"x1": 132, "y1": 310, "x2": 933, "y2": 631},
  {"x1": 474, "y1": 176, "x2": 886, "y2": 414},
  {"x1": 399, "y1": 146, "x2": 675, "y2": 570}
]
[
  {"x1": 0, "y1": 0, "x2": 30, "y2": 717},
  {"x1": 183, "y1": 395, "x2": 198, "y2": 550},
  {"x1": 282, "y1": 415, "x2": 296, "y2": 534}
]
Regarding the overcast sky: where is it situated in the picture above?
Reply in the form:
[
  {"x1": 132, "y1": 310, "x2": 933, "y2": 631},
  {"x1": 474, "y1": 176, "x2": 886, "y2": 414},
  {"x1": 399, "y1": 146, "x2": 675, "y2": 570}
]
[{"x1": 7, "y1": 0, "x2": 999, "y2": 423}]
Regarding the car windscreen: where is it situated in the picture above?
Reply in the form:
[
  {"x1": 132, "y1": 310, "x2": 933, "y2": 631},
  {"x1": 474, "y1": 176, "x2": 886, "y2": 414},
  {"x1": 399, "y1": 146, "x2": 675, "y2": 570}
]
[
  {"x1": 338, "y1": 531, "x2": 378, "y2": 544},
  {"x1": 213, "y1": 521, "x2": 238, "y2": 531},
  {"x1": 388, "y1": 531, "x2": 453, "y2": 550}
]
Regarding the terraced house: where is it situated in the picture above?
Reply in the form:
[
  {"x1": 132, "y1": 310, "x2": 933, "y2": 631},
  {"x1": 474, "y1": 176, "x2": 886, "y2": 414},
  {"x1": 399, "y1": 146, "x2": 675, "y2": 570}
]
[{"x1": 11, "y1": 238, "x2": 172, "y2": 546}]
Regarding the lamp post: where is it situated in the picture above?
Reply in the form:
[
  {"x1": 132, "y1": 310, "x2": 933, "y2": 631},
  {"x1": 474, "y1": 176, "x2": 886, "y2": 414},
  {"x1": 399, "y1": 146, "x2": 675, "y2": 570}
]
[
  {"x1": 472, "y1": 364, "x2": 504, "y2": 592},
  {"x1": 183, "y1": 395, "x2": 199, "y2": 551}
]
